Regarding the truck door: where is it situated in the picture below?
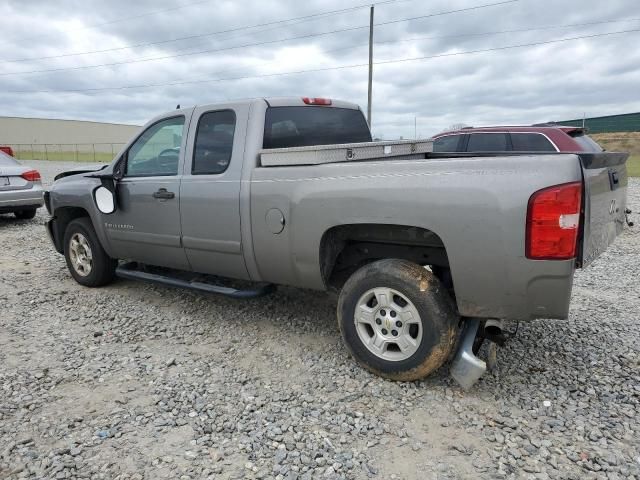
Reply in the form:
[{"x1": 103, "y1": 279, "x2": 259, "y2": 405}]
[
  {"x1": 179, "y1": 104, "x2": 250, "y2": 279},
  {"x1": 106, "y1": 113, "x2": 191, "y2": 270}
]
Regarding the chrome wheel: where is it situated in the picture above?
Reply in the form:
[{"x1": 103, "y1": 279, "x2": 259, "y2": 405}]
[
  {"x1": 354, "y1": 287, "x2": 423, "y2": 361},
  {"x1": 68, "y1": 233, "x2": 93, "y2": 277}
]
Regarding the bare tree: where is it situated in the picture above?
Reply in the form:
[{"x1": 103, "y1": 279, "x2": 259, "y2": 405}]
[{"x1": 444, "y1": 123, "x2": 470, "y2": 132}]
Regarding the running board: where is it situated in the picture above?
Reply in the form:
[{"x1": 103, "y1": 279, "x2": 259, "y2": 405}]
[{"x1": 115, "y1": 262, "x2": 275, "y2": 299}]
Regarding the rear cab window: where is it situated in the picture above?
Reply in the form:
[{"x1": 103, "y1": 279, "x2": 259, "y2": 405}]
[
  {"x1": 263, "y1": 107, "x2": 372, "y2": 149},
  {"x1": 569, "y1": 132, "x2": 603, "y2": 152}
]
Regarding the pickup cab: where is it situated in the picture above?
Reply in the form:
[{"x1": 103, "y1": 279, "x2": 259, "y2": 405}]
[{"x1": 44, "y1": 97, "x2": 629, "y2": 388}]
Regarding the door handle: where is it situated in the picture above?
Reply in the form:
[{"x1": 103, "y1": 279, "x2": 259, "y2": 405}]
[{"x1": 152, "y1": 188, "x2": 175, "y2": 200}]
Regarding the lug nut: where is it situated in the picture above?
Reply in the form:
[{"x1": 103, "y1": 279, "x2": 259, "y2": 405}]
[
  {"x1": 381, "y1": 329, "x2": 388, "y2": 335},
  {"x1": 391, "y1": 330, "x2": 398, "y2": 336},
  {"x1": 395, "y1": 321, "x2": 402, "y2": 328},
  {"x1": 390, "y1": 311, "x2": 396, "y2": 318},
  {"x1": 379, "y1": 309, "x2": 386, "y2": 316},
  {"x1": 375, "y1": 318, "x2": 382, "y2": 325}
]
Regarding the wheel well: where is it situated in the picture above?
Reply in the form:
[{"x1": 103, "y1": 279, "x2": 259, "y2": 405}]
[
  {"x1": 51, "y1": 206, "x2": 90, "y2": 253},
  {"x1": 320, "y1": 224, "x2": 453, "y2": 292}
]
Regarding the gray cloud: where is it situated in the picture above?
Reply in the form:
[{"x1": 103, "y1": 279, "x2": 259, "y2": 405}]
[{"x1": 1, "y1": 0, "x2": 639, "y2": 138}]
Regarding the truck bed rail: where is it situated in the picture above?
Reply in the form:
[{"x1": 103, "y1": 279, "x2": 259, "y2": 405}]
[{"x1": 259, "y1": 139, "x2": 433, "y2": 167}]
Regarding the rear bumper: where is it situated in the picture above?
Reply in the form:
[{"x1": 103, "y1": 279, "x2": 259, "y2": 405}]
[
  {"x1": 0, "y1": 187, "x2": 44, "y2": 212},
  {"x1": 0, "y1": 203, "x2": 42, "y2": 214},
  {"x1": 456, "y1": 258, "x2": 575, "y2": 322}
]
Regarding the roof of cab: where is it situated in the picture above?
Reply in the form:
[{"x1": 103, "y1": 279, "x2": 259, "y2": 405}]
[
  {"x1": 263, "y1": 97, "x2": 361, "y2": 109},
  {"x1": 189, "y1": 97, "x2": 361, "y2": 111}
]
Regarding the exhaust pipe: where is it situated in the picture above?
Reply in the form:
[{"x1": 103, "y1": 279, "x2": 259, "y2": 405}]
[{"x1": 484, "y1": 318, "x2": 504, "y2": 337}]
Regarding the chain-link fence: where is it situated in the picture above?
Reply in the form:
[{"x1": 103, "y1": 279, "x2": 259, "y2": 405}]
[{"x1": 5, "y1": 143, "x2": 126, "y2": 162}]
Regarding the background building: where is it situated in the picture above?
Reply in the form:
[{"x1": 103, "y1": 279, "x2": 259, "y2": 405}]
[
  {"x1": 0, "y1": 116, "x2": 141, "y2": 162},
  {"x1": 554, "y1": 112, "x2": 640, "y2": 133}
]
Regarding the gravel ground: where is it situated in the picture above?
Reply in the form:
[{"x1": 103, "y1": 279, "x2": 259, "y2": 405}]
[{"x1": 1, "y1": 160, "x2": 638, "y2": 480}]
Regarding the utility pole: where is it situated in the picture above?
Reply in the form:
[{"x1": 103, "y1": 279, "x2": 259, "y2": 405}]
[
  {"x1": 367, "y1": 5, "x2": 374, "y2": 128},
  {"x1": 414, "y1": 116, "x2": 417, "y2": 139}
]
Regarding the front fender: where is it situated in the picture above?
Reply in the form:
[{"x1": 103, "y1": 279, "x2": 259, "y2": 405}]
[{"x1": 48, "y1": 174, "x2": 116, "y2": 258}]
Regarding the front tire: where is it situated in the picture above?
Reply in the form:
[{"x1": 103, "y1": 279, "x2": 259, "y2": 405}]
[
  {"x1": 338, "y1": 259, "x2": 458, "y2": 381},
  {"x1": 63, "y1": 217, "x2": 117, "y2": 287},
  {"x1": 14, "y1": 208, "x2": 37, "y2": 220}
]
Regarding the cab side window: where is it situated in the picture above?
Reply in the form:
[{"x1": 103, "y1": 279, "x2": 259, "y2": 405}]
[
  {"x1": 192, "y1": 110, "x2": 236, "y2": 175},
  {"x1": 433, "y1": 134, "x2": 462, "y2": 152},
  {"x1": 511, "y1": 133, "x2": 557, "y2": 152},
  {"x1": 467, "y1": 133, "x2": 508, "y2": 152},
  {"x1": 126, "y1": 116, "x2": 184, "y2": 177}
]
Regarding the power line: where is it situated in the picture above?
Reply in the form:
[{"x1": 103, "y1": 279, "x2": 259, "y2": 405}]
[
  {"x1": 151, "y1": 17, "x2": 640, "y2": 86},
  {"x1": 2, "y1": 0, "x2": 406, "y2": 64},
  {"x1": 0, "y1": 0, "x2": 216, "y2": 47},
  {"x1": 0, "y1": 0, "x2": 519, "y2": 76},
  {"x1": 11, "y1": 28, "x2": 638, "y2": 95},
  {"x1": 326, "y1": 17, "x2": 640, "y2": 54}
]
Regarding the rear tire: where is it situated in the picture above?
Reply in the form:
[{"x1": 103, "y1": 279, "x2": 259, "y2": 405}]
[
  {"x1": 63, "y1": 217, "x2": 116, "y2": 287},
  {"x1": 14, "y1": 209, "x2": 37, "y2": 220},
  {"x1": 338, "y1": 259, "x2": 459, "y2": 381}
]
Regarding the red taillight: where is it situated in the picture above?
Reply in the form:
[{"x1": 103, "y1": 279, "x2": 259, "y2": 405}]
[
  {"x1": 0, "y1": 146, "x2": 14, "y2": 157},
  {"x1": 302, "y1": 97, "x2": 332, "y2": 105},
  {"x1": 21, "y1": 169, "x2": 41, "y2": 182},
  {"x1": 526, "y1": 181, "x2": 582, "y2": 260}
]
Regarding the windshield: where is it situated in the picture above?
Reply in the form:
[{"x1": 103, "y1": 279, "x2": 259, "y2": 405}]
[{"x1": 263, "y1": 106, "x2": 372, "y2": 149}]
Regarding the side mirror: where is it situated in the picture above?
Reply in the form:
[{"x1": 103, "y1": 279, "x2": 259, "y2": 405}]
[
  {"x1": 113, "y1": 157, "x2": 125, "y2": 180},
  {"x1": 94, "y1": 186, "x2": 116, "y2": 214},
  {"x1": 87, "y1": 157, "x2": 124, "y2": 214}
]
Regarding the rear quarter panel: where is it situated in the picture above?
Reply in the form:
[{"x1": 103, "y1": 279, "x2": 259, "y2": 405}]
[{"x1": 250, "y1": 154, "x2": 584, "y2": 321}]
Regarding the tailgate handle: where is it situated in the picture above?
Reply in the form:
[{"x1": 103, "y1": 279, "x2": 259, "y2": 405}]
[{"x1": 609, "y1": 169, "x2": 620, "y2": 190}]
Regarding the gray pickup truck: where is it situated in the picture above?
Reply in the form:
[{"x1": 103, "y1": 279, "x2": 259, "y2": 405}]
[{"x1": 44, "y1": 97, "x2": 629, "y2": 388}]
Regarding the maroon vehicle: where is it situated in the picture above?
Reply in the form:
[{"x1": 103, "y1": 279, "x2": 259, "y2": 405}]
[{"x1": 431, "y1": 125, "x2": 604, "y2": 153}]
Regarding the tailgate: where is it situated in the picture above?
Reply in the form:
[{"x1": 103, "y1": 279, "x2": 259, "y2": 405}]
[{"x1": 579, "y1": 152, "x2": 629, "y2": 267}]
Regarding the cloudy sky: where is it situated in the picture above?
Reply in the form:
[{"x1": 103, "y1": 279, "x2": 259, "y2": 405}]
[{"x1": 1, "y1": 0, "x2": 638, "y2": 138}]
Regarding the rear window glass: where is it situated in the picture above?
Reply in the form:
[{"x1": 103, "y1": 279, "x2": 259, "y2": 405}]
[
  {"x1": 511, "y1": 133, "x2": 556, "y2": 152},
  {"x1": 0, "y1": 151, "x2": 19, "y2": 166},
  {"x1": 570, "y1": 133, "x2": 603, "y2": 152},
  {"x1": 263, "y1": 107, "x2": 372, "y2": 149},
  {"x1": 433, "y1": 134, "x2": 462, "y2": 152},
  {"x1": 467, "y1": 133, "x2": 508, "y2": 151}
]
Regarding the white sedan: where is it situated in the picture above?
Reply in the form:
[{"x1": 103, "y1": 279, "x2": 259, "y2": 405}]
[{"x1": 0, "y1": 151, "x2": 43, "y2": 219}]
